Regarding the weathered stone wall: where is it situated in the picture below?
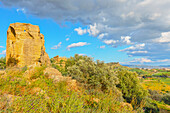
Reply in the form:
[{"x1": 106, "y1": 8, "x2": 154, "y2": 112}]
[{"x1": 6, "y1": 23, "x2": 50, "y2": 67}]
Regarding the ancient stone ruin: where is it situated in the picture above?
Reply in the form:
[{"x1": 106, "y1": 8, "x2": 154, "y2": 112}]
[
  {"x1": 53, "y1": 55, "x2": 67, "y2": 67},
  {"x1": 6, "y1": 23, "x2": 50, "y2": 67}
]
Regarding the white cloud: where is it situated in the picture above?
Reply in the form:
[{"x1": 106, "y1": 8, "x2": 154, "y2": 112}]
[
  {"x1": 67, "y1": 42, "x2": 90, "y2": 50},
  {"x1": 103, "y1": 39, "x2": 118, "y2": 45},
  {"x1": 120, "y1": 43, "x2": 145, "y2": 51},
  {"x1": 130, "y1": 51, "x2": 148, "y2": 54},
  {"x1": 75, "y1": 23, "x2": 100, "y2": 37},
  {"x1": 154, "y1": 32, "x2": 170, "y2": 43},
  {"x1": 122, "y1": 58, "x2": 170, "y2": 65},
  {"x1": 51, "y1": 42, "x2": 62, "y2": 49},
  {"x1": 74, "y1": 27, "x2": 87, "y2": 35},
  {"x1": 103, "y1": 36, "x2": 132, "y2": 47},
  {"x1": 87, "y1": 23, "x2": 100, "y2": 37},
  {"x1": 98, "y1": 33, "x2": 108, "y2": 39},
  {"x1": 66, "y1": 38, "x2": 69, "y2": 41},
  {"x1": 156, "y1": 59, "x2": 170, "y2": 63},
  {"x1": 0, "y1": 50, "x2": 6, "y2": 55},
  {"x1": 100, "y1": 45, "x2": 105, "y2": 49},
  {"x1": 16, "y1": 8, "x2": 26, "y2": 13},
  {"x1": 78, "y1": 54, "x2": 86, "y2": 56},
  {"x1": 129, "y1": 58, "x2": 153, "y2": 64},
  {"x1": 121, "y1": 36, "x2": 132, "y2": 45},
  {"x1": 0, "y1": 46, "x2": 4, "y2": 48}
]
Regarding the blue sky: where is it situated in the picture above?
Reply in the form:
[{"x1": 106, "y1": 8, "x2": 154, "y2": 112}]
[{"x1": 0, "y1": 0, "x2": 170, "y2": 66}]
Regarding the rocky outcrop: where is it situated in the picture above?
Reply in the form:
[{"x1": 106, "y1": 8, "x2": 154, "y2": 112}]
[
  {"x1": 44, "y1": 67, "x2": 77, "y2": 90},
  {"x1": 6, "y1": 23, "x2": 50, "y2": 67}
]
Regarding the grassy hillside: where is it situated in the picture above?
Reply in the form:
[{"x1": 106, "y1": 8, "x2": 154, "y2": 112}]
[
  {"x1": 0, "y1": 66, "x2": 133, "y2": 113},
  {"x1": 0, "y1": 55, "x2": 169, "y2": 113}
]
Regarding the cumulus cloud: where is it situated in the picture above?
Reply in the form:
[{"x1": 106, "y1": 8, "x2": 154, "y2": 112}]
[
  {"x1": 0, "y1": 50, "x2": 6, "y2": 55},
  {"x1": 87, "y1": 23, "x2": 100, "y2": 37},
  {"x1": 120, "y1": 43, "x2": 145, "y2": 51},
  {"x1": 129, "y1": 58, "x2": 153, "y2": 64},
  {"x1": 67, "y1": 42, "x2": 90, "y2": 51},
  {"x1": 153, "y1": 32, "x2": 170, "y2": 43},
  {"x1": 74, "y1": 23, "x2": 100, "y2": 37},
  {"x1": 100, "y1": 45, "x2": 105, "y2": 49},
  {"x1": 98, "y1": 33, "x2": 108, "y2": 39},
  {"x1": 0, "y1": 46, "x2": 4, "y2": 48},
  {"x1": 51, "y1": 42, "x2": 62, "y2": 49},
  {"x1": 119, "y1": 43, "x2": 170, "y2": 60},
  {"x1": 103, "y1": 40, "x2": 118, "y2": 45},
  {"x1": 103, "y1": 36, "x2": 132, "y2": 47},
  {"x1": 1, "y1": 0, "x2": 169, "y2": 42},
  {"x1": 74, "y1": 27, "x2": 87, "y2": 35},
  {"x1": 121, "y1": 36, "x2": 132, "y2": 45}
]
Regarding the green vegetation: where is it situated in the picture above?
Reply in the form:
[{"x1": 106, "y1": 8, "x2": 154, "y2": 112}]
[
  {"x1": 0, "y1": 54, "x2": 169, "y2": 112},
  {"x1": 66, "y1": 55, "x2": 120, "y2": 94},
  {"x1": 129, "y1": 68, "x2": 149, "y2": 76},
  {"x1": 0, "y1": 65, "x2": 133, "y2": 113},
  {"x1": 152, "y1": 72, "x2": 170, "y2": 77},
  {"x1": 0, "y1": 57, "x2": 6, "y2": 69},
  {"x1": 50, "y1": 58, "x2": 67, "y2": 76},
  {"x1": 116, "y1": 70, "x2": 147, "y2": 107},
  {"x1": 140, "y1": 68, "x2": 170, "y2": 112}
]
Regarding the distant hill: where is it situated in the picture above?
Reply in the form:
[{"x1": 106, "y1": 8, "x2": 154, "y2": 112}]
[{"x1": 122, "y1": 64, "x2": 170, "y2": 69}]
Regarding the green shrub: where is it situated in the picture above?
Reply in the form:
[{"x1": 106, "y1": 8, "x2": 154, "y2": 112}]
[
  {"x1": 51, "y1": 63, "x2": 67, "y2": 76},
  {"x1": 143, "y1": 97, "x2": 160, "y2": 113},
  {"x1": 162, "y1": 93, "x2": 170, "y2": 105},
  {"x1": 148, "y1": 89, "x2": 163, "y2": 101},
  {"x1": 66, "y1": 55, "x2": 120, "y2": 94},
  {"x1": 116, "y1": 70, "x2": 148, "y2": 108},
  {"x1": 0, "y1": 57, "x2": 6, "y2": 69}
]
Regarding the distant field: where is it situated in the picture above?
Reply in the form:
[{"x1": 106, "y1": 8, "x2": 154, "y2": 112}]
[
  {"x1": 142, "y1": 78, "x2": 170, "y2": 93},
  {"x1": 153, "y1": 72, "x2": 170, "y2": 77},
  {"x1": 160, "y1": 78, "x2": 170, "y2": 85}
]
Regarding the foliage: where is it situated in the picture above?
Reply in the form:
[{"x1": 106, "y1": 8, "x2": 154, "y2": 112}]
[
  {"x1": 66, "y1": 54, "x2": 121, "y2": 94},
  {"x1": 143, "y1": 97, "x2": 160, "y2": 113},
  {"x1": 50, "y1": 58, "x2": 55, "y2": 64},
  {"x1": 0, "y1": 57, "x2": 6, "y2": 69},
  {"x1": 116, "y1": 70, "x2": 148, "y2": 108},
  {"x1": 162, "y1": 93, "x2": 170, "y2": 105},
  {"x1": 50, "y1": 58, "x2": 67, "y2": 76},
  {"x1": 148, "y1": 89, "x2": 170, "y2": 105},
  {"x1": 148, "y1": 89, "x2": 163, "y2": 101},
  {"x1": 152, "y1": 72, "x2": 170, "y2": 77},
  {"x1": 152, "y1": 100, "x2": 170, "y2": 111}
]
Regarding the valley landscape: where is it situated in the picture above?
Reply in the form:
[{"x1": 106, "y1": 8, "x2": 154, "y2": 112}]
[{"x1": 0, "y1": 0, "x2": 170, "y2": 113}]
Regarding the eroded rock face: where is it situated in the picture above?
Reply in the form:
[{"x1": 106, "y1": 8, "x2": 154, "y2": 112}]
[{"x1": 6, "y1": 23, "x2": 50, "y2": 67}]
